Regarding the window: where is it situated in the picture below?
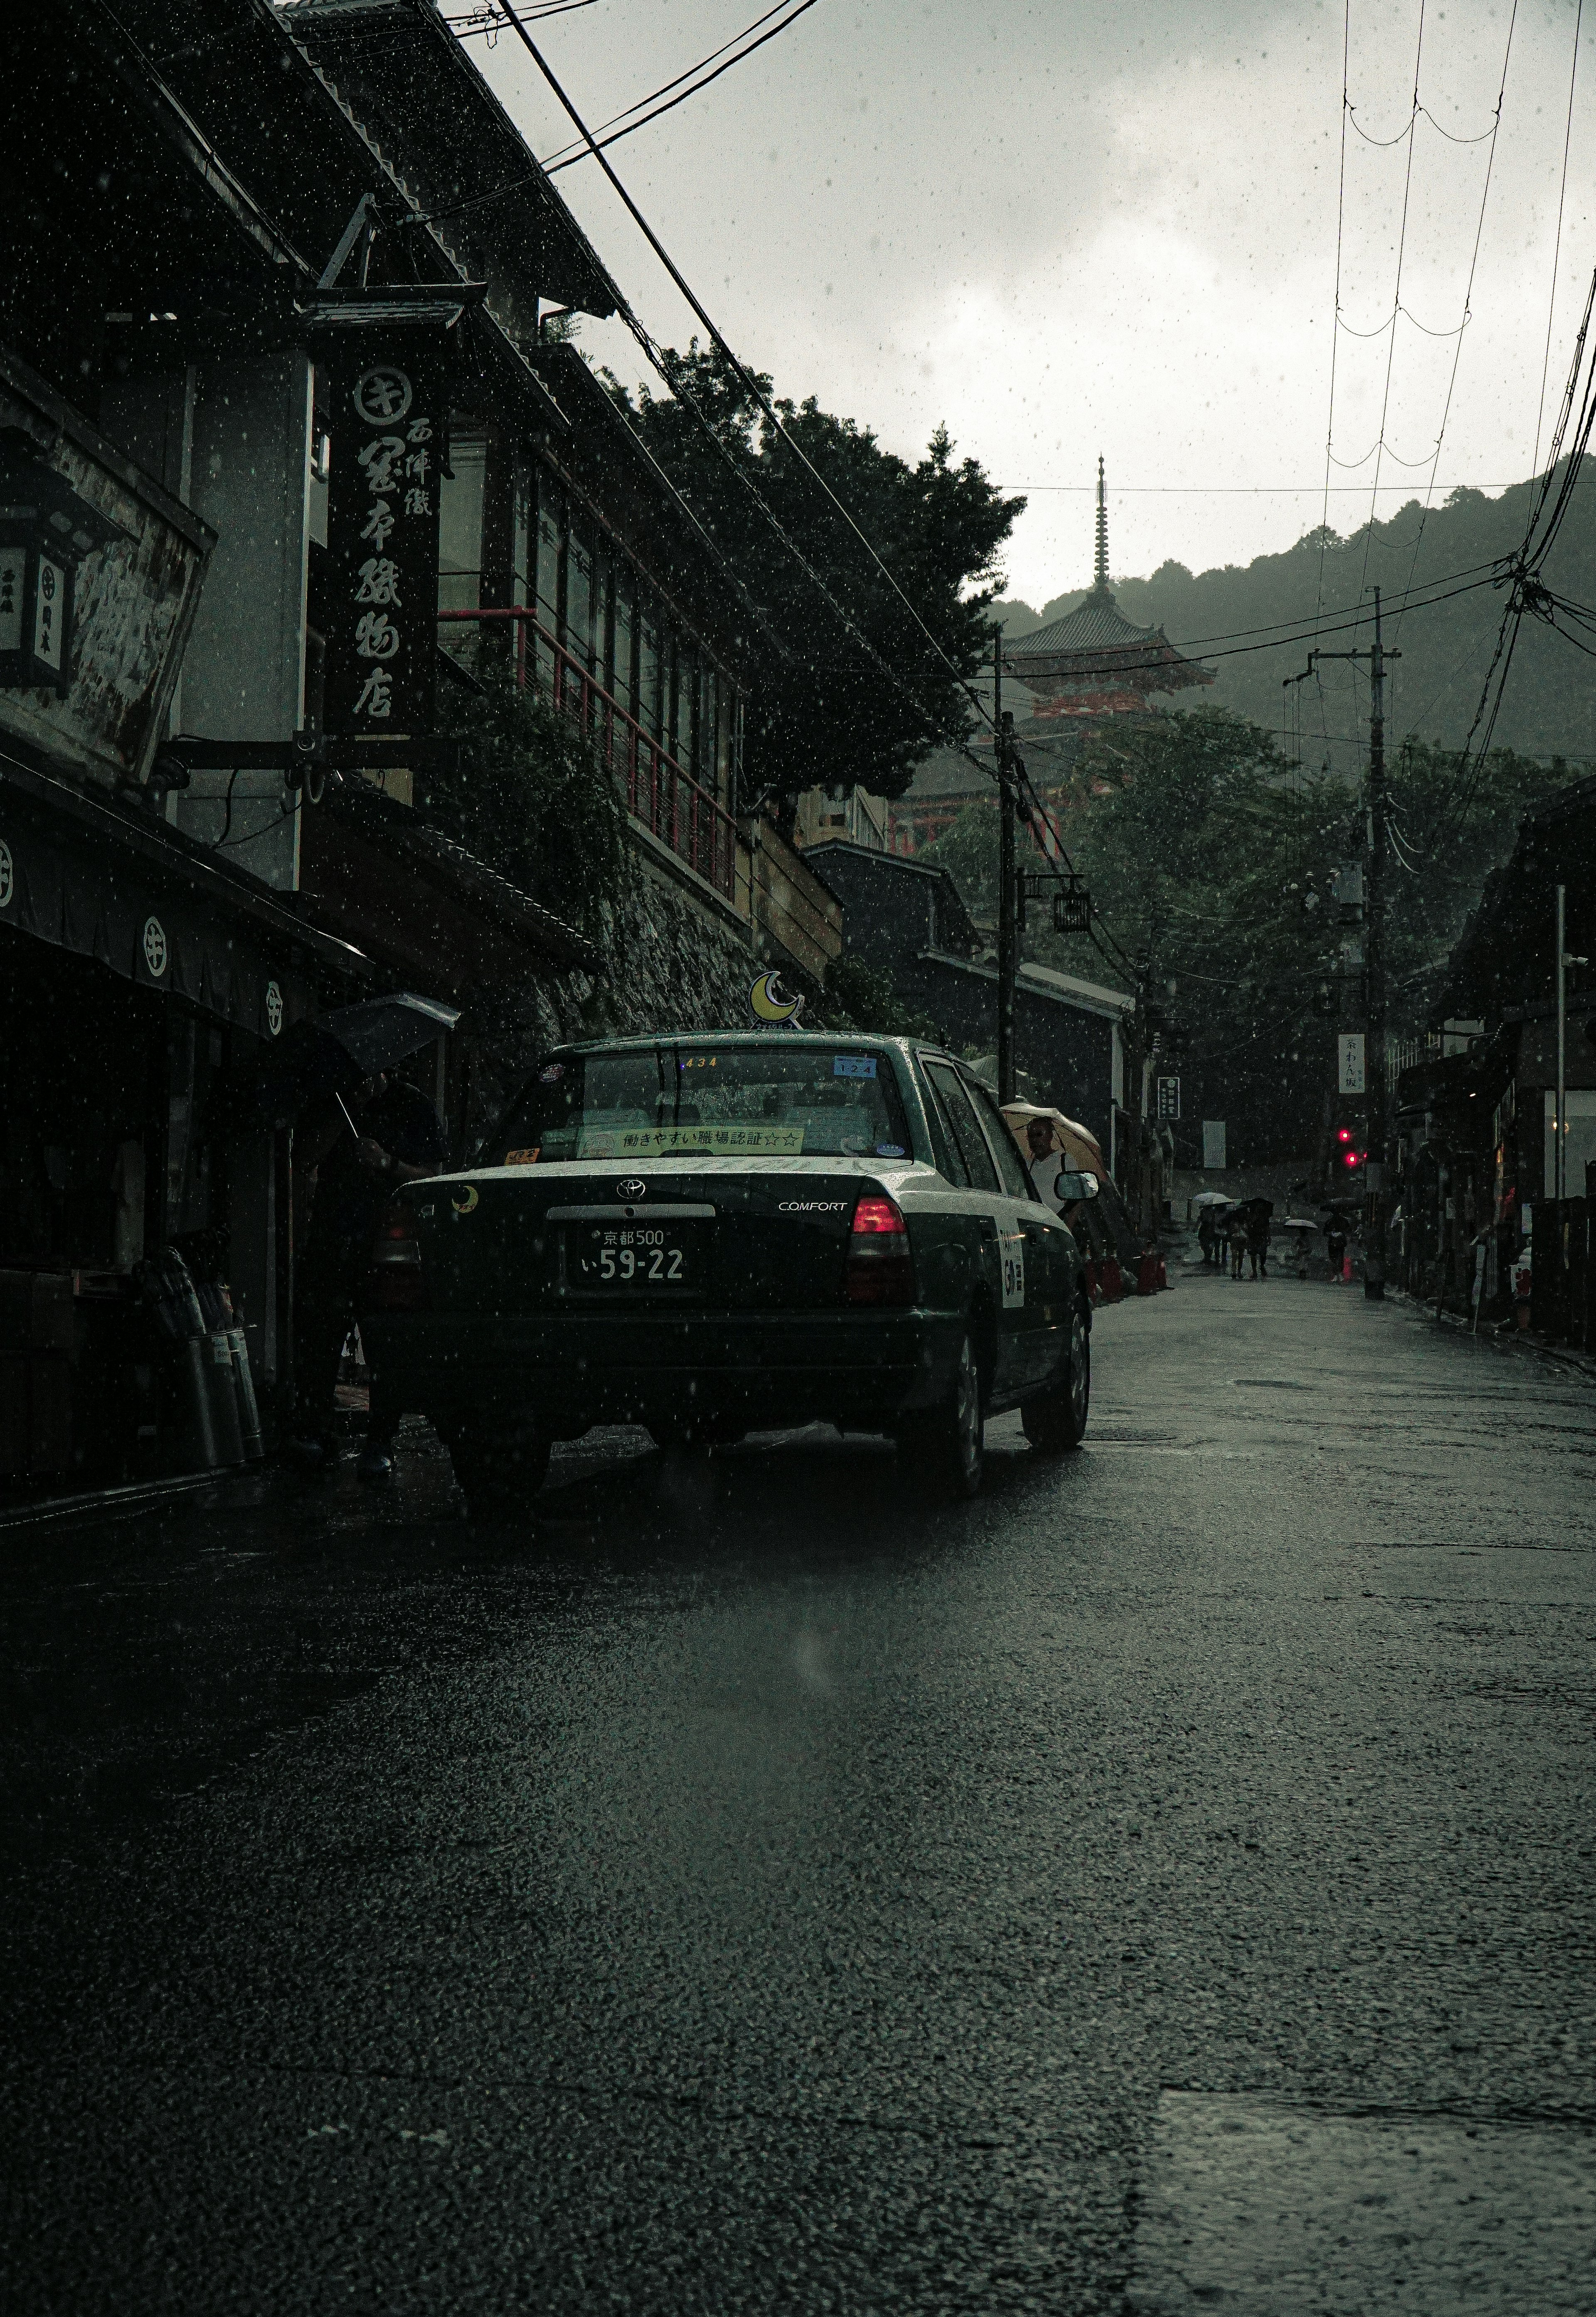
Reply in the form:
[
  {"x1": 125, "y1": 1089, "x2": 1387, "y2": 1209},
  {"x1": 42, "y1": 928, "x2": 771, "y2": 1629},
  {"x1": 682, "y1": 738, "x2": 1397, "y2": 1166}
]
[
  {"x1": 700, "y1": 664, "x2": 717, "y2": 792},
  {"x1": 675, "y1": 643, "x2": 697, "y2": 773},
  {"x1": 494, "y1": 1045, "x2": 913, "y2": 1164},
  {"x1": 717, "y1": 687, "x2": 737, "y2": 810},
  {"x1": 638, "y1": 598, "x2": 662, "y2": 739},
  {"x1": 565, "y1": 515, "x2": 594, "y2": 671},
  {"x1": 923, "y1": 1061, "x2": 1000, "y2": 1192},
  {"x1": 534, "y1": 473, "x2": 563, "y2": 692},
  {"x1": 438, "y1": 429, "x2": 486, "y2": 615},
  {"x1": 510, "y1": 462, "x2": 532, "y2": 612},
  {"x1": 612, "y1": 568, "x2": 635, "y2": 716},
  {"x1": 919, "y1": 1066, "x2": 968, "y2": 1186},
  {"x1": 966, "y1": 1079, "x2": 1035, "y2": 1199}
]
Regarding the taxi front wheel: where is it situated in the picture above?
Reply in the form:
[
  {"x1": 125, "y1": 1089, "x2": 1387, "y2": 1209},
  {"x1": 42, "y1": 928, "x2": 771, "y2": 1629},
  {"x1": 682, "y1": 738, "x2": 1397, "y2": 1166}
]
[{"x1": 898, "y1": 1329, "x2": 984, "y2": 1500}]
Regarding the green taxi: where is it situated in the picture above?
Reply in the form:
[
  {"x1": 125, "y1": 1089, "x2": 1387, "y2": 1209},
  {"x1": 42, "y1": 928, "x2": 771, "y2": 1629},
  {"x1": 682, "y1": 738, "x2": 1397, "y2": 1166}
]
[{"x1": 362, "y1": 1032, "x2": 1098, "y2": 1513}]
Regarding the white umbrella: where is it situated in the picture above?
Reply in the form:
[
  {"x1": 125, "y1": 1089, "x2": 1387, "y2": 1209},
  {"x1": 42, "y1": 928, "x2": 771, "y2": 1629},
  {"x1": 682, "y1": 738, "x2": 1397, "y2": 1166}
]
[{"x1": 1191, "y1": 1190, "x2": 1231, "y2": 1209}]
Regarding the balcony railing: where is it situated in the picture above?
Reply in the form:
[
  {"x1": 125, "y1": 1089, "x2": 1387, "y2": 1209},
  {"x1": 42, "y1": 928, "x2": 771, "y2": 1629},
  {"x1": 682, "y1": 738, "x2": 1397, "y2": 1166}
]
[{"x1": 436, "y1": 607, "x2": 737, "y2": 902}]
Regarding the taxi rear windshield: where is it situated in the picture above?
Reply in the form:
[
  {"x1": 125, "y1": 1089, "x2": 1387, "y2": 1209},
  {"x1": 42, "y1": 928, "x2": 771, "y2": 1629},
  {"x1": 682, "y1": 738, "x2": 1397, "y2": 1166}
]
[{"x1": 493, "y1": 1046, "x2": 914, "y2": 1164}]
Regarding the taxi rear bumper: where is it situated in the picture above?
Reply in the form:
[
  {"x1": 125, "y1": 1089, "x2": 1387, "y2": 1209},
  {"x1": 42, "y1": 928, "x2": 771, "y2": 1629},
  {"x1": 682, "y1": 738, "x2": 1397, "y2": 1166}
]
[{"x1": 362, "y1": 1307, "x2": 967, "y2": 1435}]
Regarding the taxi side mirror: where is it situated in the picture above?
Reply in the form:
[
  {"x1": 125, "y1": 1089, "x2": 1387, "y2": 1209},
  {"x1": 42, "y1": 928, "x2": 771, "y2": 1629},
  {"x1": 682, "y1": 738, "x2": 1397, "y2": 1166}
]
[{"x1": 1056, "y1": 1170, "x2": 1099, "y2": 1202}]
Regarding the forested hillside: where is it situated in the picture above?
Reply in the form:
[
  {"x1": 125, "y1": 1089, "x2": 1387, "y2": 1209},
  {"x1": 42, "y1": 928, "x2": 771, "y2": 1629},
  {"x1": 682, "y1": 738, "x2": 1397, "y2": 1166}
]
[{"x1": 995, "y1": 464, "x2": 1596, "y2": 774}]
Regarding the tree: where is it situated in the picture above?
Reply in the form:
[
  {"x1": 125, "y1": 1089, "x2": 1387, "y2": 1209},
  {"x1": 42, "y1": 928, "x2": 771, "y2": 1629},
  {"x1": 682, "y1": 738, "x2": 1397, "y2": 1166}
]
[
  {"x1": 604, "y1": 345, "x2": 1023, "y2": 812},
  {"x1": 1028, "y1": 710, "x2": 1582, "y2": 1162}
]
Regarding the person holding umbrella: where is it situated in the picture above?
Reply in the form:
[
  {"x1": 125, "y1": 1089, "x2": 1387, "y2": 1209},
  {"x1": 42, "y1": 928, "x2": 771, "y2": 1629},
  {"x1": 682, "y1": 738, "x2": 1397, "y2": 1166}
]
[
  {"x1": 291, "y1": 1068, "x2": 448, "y2": 1478},
  {"x1": 1244, "y1": 1199, "x2": 1273, "y2": 1280},
  {"x1": 235, "y1": 993, "x2": 458, "y2": 1478}
]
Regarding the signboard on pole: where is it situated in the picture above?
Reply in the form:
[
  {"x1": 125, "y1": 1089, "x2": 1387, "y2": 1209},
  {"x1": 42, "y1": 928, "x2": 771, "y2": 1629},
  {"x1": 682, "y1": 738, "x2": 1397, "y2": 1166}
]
[
  {"x1": 1338, "y1": 1032, "x2": 1367, "y2": 1096},
  {"x1": 323, "y1": 340, "x2": 447, "y2": 739},
  {"x1": 1156, "y1": 1075, "x2": 1181, "y2": 1121},
  {"x1": 1202, "y1": 1120, "x2": 1226, "y2": 1170}
]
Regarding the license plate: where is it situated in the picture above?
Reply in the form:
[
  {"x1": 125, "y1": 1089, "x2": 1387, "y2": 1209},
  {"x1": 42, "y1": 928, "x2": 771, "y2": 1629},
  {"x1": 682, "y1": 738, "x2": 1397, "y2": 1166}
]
[{"x1": 566, "y1": 1221, "x2": 701, "y2": 1295}]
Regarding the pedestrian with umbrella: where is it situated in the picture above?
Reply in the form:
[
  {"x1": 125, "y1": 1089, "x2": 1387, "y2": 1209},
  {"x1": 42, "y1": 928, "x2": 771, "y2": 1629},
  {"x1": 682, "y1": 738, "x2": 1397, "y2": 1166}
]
[
  {"x1": 225, "y1": 994, "x2": 457, "y2": 1477},
  {"x1": 1244, "y1": 1198, "x2": 1273, "y2": 1280},
  {"x1": 1192, "y1": 1189, "x2": 1227, "y2": 1270}
]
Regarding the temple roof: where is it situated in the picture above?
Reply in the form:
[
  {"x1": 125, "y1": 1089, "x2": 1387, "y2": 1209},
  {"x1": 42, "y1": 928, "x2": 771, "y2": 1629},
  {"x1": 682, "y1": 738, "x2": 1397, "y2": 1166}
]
[
  {"x1": 1010, "y1": 588, "x2": 1175, "y2": 659},
  {"x1": 1002, "y1": 458, "x2": 1213, "y2": 695}
]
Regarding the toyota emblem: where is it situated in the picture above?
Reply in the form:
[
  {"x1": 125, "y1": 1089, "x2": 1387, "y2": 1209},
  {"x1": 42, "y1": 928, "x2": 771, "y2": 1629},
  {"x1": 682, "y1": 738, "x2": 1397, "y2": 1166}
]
[{"x1": 616, "y1": 1178, "x2": 648, "y2": 1199}]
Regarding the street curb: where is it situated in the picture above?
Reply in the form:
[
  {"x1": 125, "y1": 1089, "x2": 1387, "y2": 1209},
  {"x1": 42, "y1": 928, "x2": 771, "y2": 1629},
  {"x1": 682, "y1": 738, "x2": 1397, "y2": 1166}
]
[
  {"x1": 1396, "y1": 1290, "x2": 1596, "y2": 1386},
  {"x1": 0, "y1": 1467, "x2": 260, "y2": 1536}
]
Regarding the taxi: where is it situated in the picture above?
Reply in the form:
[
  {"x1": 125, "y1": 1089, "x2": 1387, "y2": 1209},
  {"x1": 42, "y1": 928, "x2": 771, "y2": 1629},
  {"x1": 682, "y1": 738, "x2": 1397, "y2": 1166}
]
[{"x1": 361, "y1": 1033, "x2": 1099, "y2": 1513}]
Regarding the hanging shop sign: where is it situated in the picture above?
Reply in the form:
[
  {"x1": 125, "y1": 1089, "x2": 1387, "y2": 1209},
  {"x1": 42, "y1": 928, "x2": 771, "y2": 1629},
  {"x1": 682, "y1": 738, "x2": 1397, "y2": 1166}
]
[
  {"x1": 1155, "y1": 1074, "x2": 1181, "y2": 1121},
  {"x1": 0, "y1": 355, "x2": 213, "y2": 787},
  {"x1": 1338, "y1": 1032, "x2": 1367, "y2": 1096},
  {"x1": 0, "y1": 425, "x2": 128, "y2": 694},
  {"x1": 322, "y1": 339, "x2": 448, "y2": 740}
]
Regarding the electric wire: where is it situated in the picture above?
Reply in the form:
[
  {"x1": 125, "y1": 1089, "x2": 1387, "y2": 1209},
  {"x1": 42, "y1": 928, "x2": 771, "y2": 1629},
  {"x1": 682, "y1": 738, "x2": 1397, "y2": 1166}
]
[
  {"x1": 541, "y1": 0, "x2": 822, "y2": 173},
  {"x1": 399, "y1": 1, "x2": 818, "y2": 225},
  {"x1": 490, "y1": 0, "x2": 1009, "y2": 757},
  {"x1": 1532, "y1": 0, "x2": 1584, "y2": 481},
  {"x1": 1358, "y1": 0, "x2": 1427, "y2": 602},
  {"x1": 1389, "y1": 0, "x2": 1518, "y2": 694},
  {"x1": 1316, "y1": 0, "x2": 1352, "y2": 634}
]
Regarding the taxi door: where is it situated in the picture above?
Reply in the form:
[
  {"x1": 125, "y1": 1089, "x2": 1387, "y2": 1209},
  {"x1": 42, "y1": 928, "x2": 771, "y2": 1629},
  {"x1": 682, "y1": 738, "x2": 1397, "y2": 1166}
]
[{"x1": 920, "y1": 1059, "x2": 1038, "y2": 1397}]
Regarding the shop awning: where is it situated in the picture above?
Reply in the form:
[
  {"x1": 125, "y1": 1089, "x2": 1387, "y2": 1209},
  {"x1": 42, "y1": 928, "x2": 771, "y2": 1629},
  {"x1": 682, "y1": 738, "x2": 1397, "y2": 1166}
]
[{"x1": 0, "y1": 750, "x2": 372, "y2": 1041}]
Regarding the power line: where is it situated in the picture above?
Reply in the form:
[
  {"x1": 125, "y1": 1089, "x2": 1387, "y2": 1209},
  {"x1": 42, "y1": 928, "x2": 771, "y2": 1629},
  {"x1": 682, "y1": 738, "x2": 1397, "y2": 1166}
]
[
  {"x1": 997, "y1": 481, "x2": 1521, "y2": 494},
  {"x1": 1316, "y1": 0, "x2": 1352, "y2": 635},
  {"x1": 490, "y1": 0, "x2": 1007, "y2": 755},
  {"x1": 1389, "y1": 0, "x2": 1518, "y2": 696},
  {"x1": 1358, "y1": 0, "x2": 1428, "y2": 601},
  {"x1": 1531, "y1": 0, "x2": 1584, "y2": 479},
  {"x1": 541, "y1": 1, "x2": 822, "y2": 174}
]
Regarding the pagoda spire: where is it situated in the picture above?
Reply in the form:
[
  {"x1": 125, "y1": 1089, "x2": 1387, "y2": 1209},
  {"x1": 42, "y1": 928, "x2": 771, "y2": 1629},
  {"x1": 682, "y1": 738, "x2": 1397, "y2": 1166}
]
[{"x1": 1092, "y1": 456, "x2": 1110, "y2": 595}]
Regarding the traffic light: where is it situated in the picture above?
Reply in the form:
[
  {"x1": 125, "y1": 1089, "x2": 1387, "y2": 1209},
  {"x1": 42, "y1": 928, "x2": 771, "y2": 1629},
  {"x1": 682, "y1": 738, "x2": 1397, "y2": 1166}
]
[{"x1": 1335, "y1": 1125, "x2": 1366, "y2": 1176}]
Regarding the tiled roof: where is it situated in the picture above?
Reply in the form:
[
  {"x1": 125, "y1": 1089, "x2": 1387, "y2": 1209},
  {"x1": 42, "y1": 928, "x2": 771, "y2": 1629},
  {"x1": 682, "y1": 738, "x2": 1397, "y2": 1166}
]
[{"x1": 1008, "y1": 588, "x2": 1167, "y2": 657}]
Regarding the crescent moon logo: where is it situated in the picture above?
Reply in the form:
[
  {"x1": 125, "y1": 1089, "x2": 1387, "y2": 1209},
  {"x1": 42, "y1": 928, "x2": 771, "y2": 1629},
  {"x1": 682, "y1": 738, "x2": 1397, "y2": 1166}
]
[
  {"x1": 451, "y1": 1184, "x2": 480, "y2": 1216},
  {"x1": 749, "y1": 969, "x2": 805, "y2": 1025}
]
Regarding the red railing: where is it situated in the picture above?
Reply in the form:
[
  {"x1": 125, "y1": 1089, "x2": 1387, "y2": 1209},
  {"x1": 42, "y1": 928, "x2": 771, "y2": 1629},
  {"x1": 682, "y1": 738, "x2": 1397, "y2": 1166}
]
[{"x1": 436, "y1": 606, "x2": 737, "y2": 901}]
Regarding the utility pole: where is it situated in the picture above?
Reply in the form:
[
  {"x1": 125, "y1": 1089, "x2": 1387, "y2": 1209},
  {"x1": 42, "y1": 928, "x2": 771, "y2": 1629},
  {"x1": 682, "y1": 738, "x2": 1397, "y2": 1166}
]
[
  {"x1": 1308, "y1": 590, "x2": 1399, "y2": 1300},
  {"x1": 1556, "y1": 882, "x2": 1566, "y2": 1221},
  {"x1": 995, "y1": 623, "x2": 1017, "y2": 1102},
  {"x1": 1364, "y1": 587, "x2": 1388, "y2": 1300}
]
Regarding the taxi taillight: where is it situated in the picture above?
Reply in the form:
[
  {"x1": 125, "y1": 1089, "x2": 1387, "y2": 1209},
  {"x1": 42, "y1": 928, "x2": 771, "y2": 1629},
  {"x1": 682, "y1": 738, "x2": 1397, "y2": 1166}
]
[
  {"x1": 367, "y1": 1200, "x2": 425, "y2": 1310},
  {"x1": 846, "y1": 1194, "x2": 914, "y2": 1306}
]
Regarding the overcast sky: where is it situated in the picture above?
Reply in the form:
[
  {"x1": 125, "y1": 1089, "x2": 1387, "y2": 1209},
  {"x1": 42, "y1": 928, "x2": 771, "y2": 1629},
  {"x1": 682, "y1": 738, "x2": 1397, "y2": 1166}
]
[{"x1": 466, "y1": 0, "x2": 1592, "y2": 606}]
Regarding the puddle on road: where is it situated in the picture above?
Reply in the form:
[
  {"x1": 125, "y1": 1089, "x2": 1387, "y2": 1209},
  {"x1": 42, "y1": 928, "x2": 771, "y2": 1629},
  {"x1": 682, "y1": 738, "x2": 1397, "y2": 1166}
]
[{"x1": 1128, "y1": 2091, "x2": 1595, "y2": 2315}]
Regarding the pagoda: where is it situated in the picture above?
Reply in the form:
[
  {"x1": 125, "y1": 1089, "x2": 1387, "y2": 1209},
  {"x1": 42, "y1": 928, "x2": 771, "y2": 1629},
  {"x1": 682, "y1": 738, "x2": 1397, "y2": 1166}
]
[{"x1": 1002, "y1": 460, "x2": 1213, "y2": 717}]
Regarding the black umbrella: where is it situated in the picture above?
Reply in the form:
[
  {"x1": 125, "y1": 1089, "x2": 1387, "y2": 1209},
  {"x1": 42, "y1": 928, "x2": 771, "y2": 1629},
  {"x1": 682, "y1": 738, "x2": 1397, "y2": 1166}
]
[
  {"x1": 216, "y1": 993, "x2": 461, "y2": 1133},
  {"x1": 314, "y1": 993, "x2": 461, "y2": 1077}
]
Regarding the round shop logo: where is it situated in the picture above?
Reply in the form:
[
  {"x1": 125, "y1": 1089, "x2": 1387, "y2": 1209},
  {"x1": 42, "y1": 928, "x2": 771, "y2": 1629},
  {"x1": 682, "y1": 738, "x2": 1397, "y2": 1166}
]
[
  {"x1": 142, "y1": 915, "x2": 168, "y2": 978},
  {"x1": 353, "y1": 366, "x2": 413, "y2": 425},
  {"x1": 265, "y1": 980, "x2": 283, "y2": 1037},
  {"x1": 0, "y1": 839, "x2": 12, "y2": 910}
]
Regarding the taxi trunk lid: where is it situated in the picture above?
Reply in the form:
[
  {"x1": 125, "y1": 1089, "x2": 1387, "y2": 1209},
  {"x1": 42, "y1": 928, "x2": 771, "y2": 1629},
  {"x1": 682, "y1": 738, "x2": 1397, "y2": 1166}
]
[{"x1": 408, "y1": 1165, "x2": 896, "y2": 1313}]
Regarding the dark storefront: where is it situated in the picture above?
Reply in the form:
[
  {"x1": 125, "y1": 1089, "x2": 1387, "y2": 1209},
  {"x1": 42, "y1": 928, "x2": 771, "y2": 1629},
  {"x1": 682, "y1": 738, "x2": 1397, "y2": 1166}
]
[{"x1": 0, "y1": 753, "x2": 367, "y2": 1493}]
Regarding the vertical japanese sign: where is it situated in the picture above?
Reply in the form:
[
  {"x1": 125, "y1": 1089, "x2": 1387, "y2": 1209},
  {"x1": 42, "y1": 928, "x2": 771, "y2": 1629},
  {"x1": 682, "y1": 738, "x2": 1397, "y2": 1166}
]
[
  {"x1": 1156, "y1": 1074, "x2": 1181, "y2": 1122},
  {"x1": 323, "y1": 341, "x2": 446, "y2": 737},
  {"x1": 1338, "y1": 1033, "x2": 1367, "y2": 1096}
]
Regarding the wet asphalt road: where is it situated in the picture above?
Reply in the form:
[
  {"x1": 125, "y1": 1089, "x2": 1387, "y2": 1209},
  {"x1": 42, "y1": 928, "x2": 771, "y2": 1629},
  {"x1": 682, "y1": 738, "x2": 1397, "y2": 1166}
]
[{"x1": 2, "y1": 1274, "x2": 1594, "y2": 2313}]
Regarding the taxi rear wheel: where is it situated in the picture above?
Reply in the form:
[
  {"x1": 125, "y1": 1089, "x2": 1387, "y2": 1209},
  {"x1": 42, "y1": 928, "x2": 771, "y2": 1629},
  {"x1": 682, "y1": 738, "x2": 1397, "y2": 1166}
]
[
  {"x1": 899, "y1": 1328, "x2": 984, "y2": 1500},
  {"x1": 1022, "y1": 1301, "x2": 1090, "y2": 1453},
  {"x1": 443, "y1": 1411, "x2": 552, "y2": 1518}
]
